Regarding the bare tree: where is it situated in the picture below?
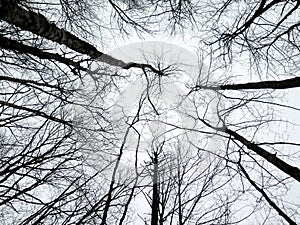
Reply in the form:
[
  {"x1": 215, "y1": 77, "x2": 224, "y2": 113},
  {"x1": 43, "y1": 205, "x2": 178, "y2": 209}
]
[{"x1": 0, "y1": 0, "x2": 299, "y2": 224}]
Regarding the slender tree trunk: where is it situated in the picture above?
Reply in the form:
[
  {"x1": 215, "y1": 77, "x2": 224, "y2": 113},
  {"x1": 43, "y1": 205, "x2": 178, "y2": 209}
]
[
  {"x1": 151, "y1": 152, "x2": 159, "y2": 225},
  {"x1": 239, "y1": 164, "x2": 297, "y2": 225},
  {"x1": 177, "y1": 163, "x2": 183, "y2": 225},
  {"x1": 225, "y1": 127, "x2": 300, "y2": 182}
]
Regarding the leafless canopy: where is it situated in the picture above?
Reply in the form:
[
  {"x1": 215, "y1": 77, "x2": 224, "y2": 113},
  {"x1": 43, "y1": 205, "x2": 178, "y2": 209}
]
[{"x1": 0, "y1": 0, "x2": 299, "y2": 224}]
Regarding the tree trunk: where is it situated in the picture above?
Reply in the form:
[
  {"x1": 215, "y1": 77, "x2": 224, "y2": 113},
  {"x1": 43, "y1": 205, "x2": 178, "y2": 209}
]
[
  {"x1": 151, "y1": 152, "x2": 159, "y2": 225},
  {"x1": 0, "y1": 0, "x2": 127, "y2": 67}
]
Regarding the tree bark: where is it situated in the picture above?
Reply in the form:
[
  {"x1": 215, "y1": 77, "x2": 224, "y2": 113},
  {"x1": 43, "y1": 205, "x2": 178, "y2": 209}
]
[
  {"x1": 0, "y1": 0, "x2": 127, "y2": 67},
  {"x1": 0, "y1": 0, "x2": 164, "y2": 74}
]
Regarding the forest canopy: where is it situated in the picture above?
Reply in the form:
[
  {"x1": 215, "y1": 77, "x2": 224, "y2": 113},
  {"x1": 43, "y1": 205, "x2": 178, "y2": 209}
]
[{"x1": 0, "y1": 0, "x2": 300, "y2": 224}]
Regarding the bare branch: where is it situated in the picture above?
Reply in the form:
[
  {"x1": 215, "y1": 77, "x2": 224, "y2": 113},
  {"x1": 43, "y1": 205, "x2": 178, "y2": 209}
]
[{"x1": 239, "y1": 164, "x2": 297, "y2": 225}]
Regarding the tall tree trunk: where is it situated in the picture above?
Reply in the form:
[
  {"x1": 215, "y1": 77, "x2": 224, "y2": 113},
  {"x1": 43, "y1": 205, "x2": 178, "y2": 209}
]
[
  {"x1": 199, "y1": 119, "x2": 300, "y2": 182},
  {"x1": 151, "y1": 152, "x2": 159, "y2": 225},
  {"x1": 196, "y1": 77, "x2": 300, "y2": 90},
  {"x1": 0, "y1": 0, "x2": 163, "y2": 74},
  {"x1": 239, "y1": 164, "x2": 297, "y2": 225},
  {"x1": 0, "y1": 0, "x2": 127, "y2": 67},
  {"x1": 226, "y1": 127, "x2": 300, "y2": 182}
]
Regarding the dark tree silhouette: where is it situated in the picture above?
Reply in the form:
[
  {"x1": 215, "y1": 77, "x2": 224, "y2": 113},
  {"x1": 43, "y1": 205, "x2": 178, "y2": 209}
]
[{"x1": 0, "y1": 0, "x2": 299, "y2": 224}]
